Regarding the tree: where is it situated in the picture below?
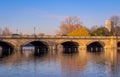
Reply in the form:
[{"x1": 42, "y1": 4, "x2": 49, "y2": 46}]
[
  {"x1": 90, "y1": 27, "x2": 110, "y2": 36},
  {"x1": 2, "y1": 27, "x2": 12, "y2": 36},
  {"x1": 90, "y1": 25, "x2": 100, "y2": 32},
  {"x1": 115, "y1": 26, "x2": 120, "y2": 36},
  {"x1": 110, "y1": 15, "x2": 120, "y2": 35},
  {"x1": 110, "y1": 15, "x2": 120, "y2": 27},
  {"x1": 68, "y1": 27, "x2": 90, "y2": 36},
  {"x1": 38, "y1": 33, "x2": 45, "y2": 36},
  {"x1": 57, "y1": 16, "x2": 83, "y2": 35}
]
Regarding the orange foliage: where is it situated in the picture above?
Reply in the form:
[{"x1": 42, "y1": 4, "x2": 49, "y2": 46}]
[{"x1": 68, "y1": 27, "x2": 90, "y2": 36}]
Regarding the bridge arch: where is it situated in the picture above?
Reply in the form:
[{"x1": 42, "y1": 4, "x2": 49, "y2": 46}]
[
  {"x1": 117, "y1": 41, "x2": 120, "y2": 48},
  {"x1": 22, "y1": 40, "x2": 51, "y2": 46},
  {"x1": 0, "y1": 40, "x2": 15, "y2": 57},
  {"x1": 61, "y1": 41, "x2": 79, "y2": 53},
  {"x1": 22, "y1": 40, "x2": 49, "y2": 55},
  {"x1": 87, "y1": 41, "x2": 104, "y2": 52}
]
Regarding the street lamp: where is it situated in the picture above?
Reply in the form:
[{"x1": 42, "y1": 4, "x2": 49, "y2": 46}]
[
  {"x1": 16, "y1": 29, "x2": 18, "y2": 34},
  {"x1": 34, "y1": 27, "x2": 36, "y2": 35}
]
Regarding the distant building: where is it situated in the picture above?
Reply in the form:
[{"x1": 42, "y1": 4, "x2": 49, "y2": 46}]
[{"x1": 105, "y1": 20, "x2": 114, "y2": 32}]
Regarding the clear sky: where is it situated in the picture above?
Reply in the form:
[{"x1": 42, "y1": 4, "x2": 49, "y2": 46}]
[{"x1": 0, "y1": 0, "x2": 120, "y2": 35}]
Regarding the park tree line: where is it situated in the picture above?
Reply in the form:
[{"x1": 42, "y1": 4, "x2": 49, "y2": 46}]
[
  {"x1": 0, "y1": 27, "x2": 46, "y2": 36},
  {"x1": 57, "y1": 15, "x2": 120, "y2": 36},
  {"x1": 1, "y1": 15, "x2": 120, "y2": 36}
]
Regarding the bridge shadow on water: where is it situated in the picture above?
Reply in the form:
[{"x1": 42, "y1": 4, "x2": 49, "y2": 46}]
[
  {"x1": 22, "y1": 48, "x2": 48, "y2": 57},
  {"x1": 21, "y1": 41, "x2": 49, "y2": 57},
  {"x1": 0, "y1": 47, "x2": 14, "y2": 58},
  {"x1": 87, "y1": 47, "x2": 104, "y2": 53},
  {"x1": 63, "y1": 47, "x2": 78, "y2": 54},
  {"x1": 62, "y1": 41, "x2": 79, "y2": 54},
  {"x1": 0, "y1": 47, "x2": 49, "y2": 58},
  {"x1": 87, "y1": 41, "x2": 104, "y2": 53},
  {"x1": 0, "y1": 41, "x2": 14, "y2": 58},
  {"x1": 0, "y1": 47, "x2": 104, "y2": 58}
]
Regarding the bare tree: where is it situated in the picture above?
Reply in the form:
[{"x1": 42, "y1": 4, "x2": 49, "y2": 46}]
[
  {"x1": 2, "y1": 27, "x2": 12, "y2": 36},
  {"x1": 110, "y1": 15, "x2": 120, "y2": 26},
  {"x1": 90, "y1": 25, "x2": 99, "y2": 32},
  {"x1": 110, "y1": 15, "x2": 120, "y2": 35},
  {"x1": 57, "y1": 16, "x2": 83, "y2": 35},
  {"x1": 38, "y1": 33, "x2": 45, "y2": 36}
]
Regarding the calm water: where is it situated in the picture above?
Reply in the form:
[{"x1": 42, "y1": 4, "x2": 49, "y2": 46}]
[{"x1": 0, "y1": 49, "x2": 120, "y2": 77}]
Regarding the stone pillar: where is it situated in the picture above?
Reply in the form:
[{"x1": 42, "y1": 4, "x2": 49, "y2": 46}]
[
  {"x1": 51, "y1": 44, "x2": 58, "y2": 54},
  {"x1": 78, "y1": 45, "x2": 87, "y2": 53},
  {"x1": 0, "y1": 48, "x2": 2, "y2": 57},
  {"x1": 14, "y1": 46, "x2": 22, "y2": 54},
  {"x1": 53, "y1": 44, "x2": 57, "y2": 51},
  {"x1": 48, "y1": 45, "x2": 53, "y2": 53},
  {"x1": 79, "y1": 45, "x2": 86, "y2": 50},
  {"x1": 110, "y1": 36, "x2": 117, "y2": 49},
  {"x1": 57, "y1": 44, "x2": 63, "y2": 53}
]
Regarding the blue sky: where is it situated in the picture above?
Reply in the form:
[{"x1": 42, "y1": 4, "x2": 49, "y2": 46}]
[{"x1": 0, "y1": 0, "x2": 120, "y2": 35}]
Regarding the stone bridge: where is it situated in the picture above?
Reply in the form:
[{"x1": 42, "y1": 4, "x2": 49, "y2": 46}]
[{"x1": 0, "y1": 35, "x2": 119, "y2": 53}]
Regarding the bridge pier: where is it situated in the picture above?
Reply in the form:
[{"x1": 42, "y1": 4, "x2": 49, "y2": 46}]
[
  {"x1": 48, "y1": 45, "x2": 56, "y2": 53},
  {"x1": 14, "y1": 46, "x2": 22, "y2": 54},
  {"x1": 79, "y1": 45, "x2": 86, "y2": 50},
  {"x1": 0, "y1": 50, "x2": 2, "y2": 57},
  {"x1": 48, "y1": 45, "x2": 53, "y2": 51},
  {"x1": 56, "y1": 44, "x2": 63, "y2": 53},
  {"x1": 53, "y1": 44, "x2": 58, "y2": 51},
  {"x1": 48, "y1": 45, "x2": 58, "y2": 54},
  {"x1": 109, "y1": 36, "x2": 117, "y2": 49}
]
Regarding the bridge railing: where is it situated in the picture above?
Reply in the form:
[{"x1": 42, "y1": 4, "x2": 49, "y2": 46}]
[{"x1": 0, "y1": 35, "x2": 119, "y2": 39}]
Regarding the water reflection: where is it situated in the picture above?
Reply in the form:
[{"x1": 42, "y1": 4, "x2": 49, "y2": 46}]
[
  {"x1": 0, "y1": 49, "x2": 120, "y2": 77},
  {"x1": 60, "y1": 50, "x2": 87, "y2": 77},
  {"x1": 22, "y1": 46, "x2": 48, "y2": 57},
  {"x1": 0, "y1": 47, "x2": 14, "y2": 58}
]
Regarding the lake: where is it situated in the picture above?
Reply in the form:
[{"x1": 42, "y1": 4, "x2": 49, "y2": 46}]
[{"x1": 0, "y1": 49, "x2": 120, "y2": 77}]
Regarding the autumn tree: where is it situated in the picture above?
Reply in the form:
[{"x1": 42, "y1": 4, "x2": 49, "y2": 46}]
[
  {"x1": 2, "y1": 27, "x2": 12, "y2": 36},
  {"x1": 57, "y1": 16, "x2": 83, "y2": 35},
  {"x1": 90, "y1": 27, "x2": 110, "y2": 36},
  {"x1": 68, "y1": 27, "x2": 90, "y2": 36}
]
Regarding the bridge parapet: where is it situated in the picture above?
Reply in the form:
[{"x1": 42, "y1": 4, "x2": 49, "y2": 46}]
[{"x1": 0, "y1": 35, "x2": 119, "y2": 39}]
